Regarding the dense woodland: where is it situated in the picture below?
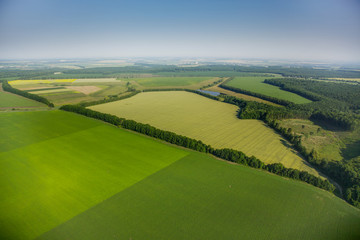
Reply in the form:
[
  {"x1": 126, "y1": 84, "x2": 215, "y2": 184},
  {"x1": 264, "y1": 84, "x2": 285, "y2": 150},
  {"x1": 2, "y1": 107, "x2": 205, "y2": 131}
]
[
  {"x1": 264, "y1": 78, "x2": 360, "y2": 110},
  {"x1": 60, "y1": 104, "x2": 334, "y2": 192},
  {"x1": 1, "y1": 64, "x2": 360, "y2": 81}
]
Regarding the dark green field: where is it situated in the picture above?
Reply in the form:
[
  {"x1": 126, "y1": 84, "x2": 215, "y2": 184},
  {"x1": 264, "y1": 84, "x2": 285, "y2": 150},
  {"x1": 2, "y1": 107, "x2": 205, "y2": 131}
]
[
  {"x1": 0, "y1": 111, "x2": 187, "y2": 239},
  {"x1": 39, "y1": 153, "x2": 360, "y2": 240},
  {"x1": 225, "y1": 77, "x2": 312, "y2": 104},
  {"x1": 1, "y1": 110, "x2": 360, "y2": 239}
]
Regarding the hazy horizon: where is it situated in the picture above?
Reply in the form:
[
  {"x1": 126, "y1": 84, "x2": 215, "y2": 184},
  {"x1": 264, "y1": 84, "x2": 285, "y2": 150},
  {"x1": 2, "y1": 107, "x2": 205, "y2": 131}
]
[{"x1": 1, "y1": 0, "x2": 359, "y2": 62}]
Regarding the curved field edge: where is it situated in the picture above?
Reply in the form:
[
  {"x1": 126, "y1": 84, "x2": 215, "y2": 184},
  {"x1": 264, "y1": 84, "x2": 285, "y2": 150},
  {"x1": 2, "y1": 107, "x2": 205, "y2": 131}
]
[
  {"x1": 0, "y1": 111, "x2": 188, "y2": 240},
  {"x1": 225, "y1": 77, "x2": 312, "y2": 104},
  {"x1": 38, "y1": 153, "x2": 360, "y2": 240},
  {"x1": 89, "y1": 91, "x2": 320, "y2": 176}
]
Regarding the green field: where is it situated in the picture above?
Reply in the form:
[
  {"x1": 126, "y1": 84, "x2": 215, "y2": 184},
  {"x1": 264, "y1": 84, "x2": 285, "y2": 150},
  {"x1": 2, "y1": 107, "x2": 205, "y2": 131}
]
[
  {"x1": 89, "y1": 91, "x2": 319, "y2": 176},
  {"x1": 225, "y1": 77, "x2": 312, "y2": 104},
  {"x1": 39, "y1": 153, "x2": 360, "y2": 240},
  {"x1": 2, "y1": 110, "x2": 360, "y2": 240},
  {"x1": 125, "y1": 76, "x2": 217, "y2": 87},
  {"x1": 0, "y1": 111, "x2": 188, "y2": 239},
  {"x1": 0, "y1": 91, "x2": 45, "y2": 109}
]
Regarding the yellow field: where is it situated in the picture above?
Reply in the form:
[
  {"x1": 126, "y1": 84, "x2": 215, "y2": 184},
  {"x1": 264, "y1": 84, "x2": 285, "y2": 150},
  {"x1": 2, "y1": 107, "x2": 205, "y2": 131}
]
[
  {"x1": 90, "y1": 91, "x2": 320, "y2": 176},
  {"x1": 328, "y1": 78, "x2": 360, "y2": 82},
  {"x1": 9, "y1": 79, "x2": 76, "y2": 85}
]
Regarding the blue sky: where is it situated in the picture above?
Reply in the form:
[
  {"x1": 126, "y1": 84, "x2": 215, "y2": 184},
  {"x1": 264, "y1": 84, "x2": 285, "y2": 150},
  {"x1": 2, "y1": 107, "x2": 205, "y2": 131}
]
[{"x1": 0, "y1": 0, "x2": 359, "y2": 62}]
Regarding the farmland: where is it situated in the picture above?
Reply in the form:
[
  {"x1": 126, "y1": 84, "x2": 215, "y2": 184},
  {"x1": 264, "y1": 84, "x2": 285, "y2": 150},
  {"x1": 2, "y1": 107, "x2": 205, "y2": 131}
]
[
  {"x1": 123, "y1": 76, "x2": 218, "y2": 88},
  {"x1": 224, "y1": 77, "x2": 312, "y2": 104},
  {"x1": 0, "y1": 84, "x2": 45, "y2": 109},
  {"x1": 89, "y1": 91, "x2": 319, "y2": 175},
  {"x1": 0, "y1": 111, "x2": 188, "y2": 239},
  {"x1": 8, "y1": 77, "x2": 220, "y2": 105},
  {"x1": 39, "y1": 153, "x2": 360, "y2": 240},
  {"x1": 1, "y1": 110, "x2": 359, "y2": 240},
  {"x1": 205, "y1": 84, "x2": 283, "y2": 107}
]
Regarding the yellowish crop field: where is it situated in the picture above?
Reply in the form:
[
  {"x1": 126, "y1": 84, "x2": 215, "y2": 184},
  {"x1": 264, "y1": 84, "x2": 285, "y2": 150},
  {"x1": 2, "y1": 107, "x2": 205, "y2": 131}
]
[
  {"x1": 328, "y1": 78, "x2": 360, "y2": 82},
  {"x1": 9, "y1": 79, "x2": 76, "y2": 85},
  {"x1": 90, "y1": 91, "x2": 320, "y2": 176}
]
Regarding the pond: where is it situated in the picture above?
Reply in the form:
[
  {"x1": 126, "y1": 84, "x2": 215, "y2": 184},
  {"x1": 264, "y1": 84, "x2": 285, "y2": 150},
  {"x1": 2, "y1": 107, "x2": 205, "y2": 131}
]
[{"x1": 196, "y1": 89, "x2": 221, "y2": 96}]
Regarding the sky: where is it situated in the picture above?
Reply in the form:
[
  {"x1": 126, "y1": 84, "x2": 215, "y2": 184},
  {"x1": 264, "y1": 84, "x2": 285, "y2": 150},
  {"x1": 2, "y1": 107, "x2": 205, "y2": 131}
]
[{"x1": 0, "y1": 0, "x2": 359, "y2": 62}]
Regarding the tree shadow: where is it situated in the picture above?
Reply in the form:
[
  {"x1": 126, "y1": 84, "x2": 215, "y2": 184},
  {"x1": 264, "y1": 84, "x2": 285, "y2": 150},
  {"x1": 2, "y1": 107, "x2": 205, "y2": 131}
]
[
  {"x1": 310, "y1": 119, "x2": 344, "y2": 132},
  {"x1": 341, "y1": 140, "x2": 360, "y2": 160}
]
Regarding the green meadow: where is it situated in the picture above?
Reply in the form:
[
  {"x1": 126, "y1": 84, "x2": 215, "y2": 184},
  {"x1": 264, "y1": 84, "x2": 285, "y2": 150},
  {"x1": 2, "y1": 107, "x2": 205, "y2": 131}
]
[
  {"x1": 39, "y1": 153, "x2": 360, "y2": 240},
  {"x1": 1, "y1": 110, "x2": 360, "y2": 240},
  {"x1": 225, "y1": 77, "x2": 312, "y2": 104},
  {"x1": 0, "y1": 91, "x2": 44, "y2": 109},
  {"x1": 0, "y1": 111, "x2": 188, "y2": 239}
]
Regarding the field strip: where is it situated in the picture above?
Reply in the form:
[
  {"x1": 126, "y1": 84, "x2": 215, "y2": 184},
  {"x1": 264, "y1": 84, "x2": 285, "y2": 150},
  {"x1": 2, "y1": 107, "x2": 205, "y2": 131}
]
[
  {"x1": 73, "y1": 78, "x2": 119, "y2": 83},
  {"x1": 9, "y1": 79, "x2": 76, "y2": 85},
  {"x1": 30, "y1": 88, "x2": 75, "y2": 94},
  {"x1": 0, "y1": 118, "x2": 188, "y2": 239}
]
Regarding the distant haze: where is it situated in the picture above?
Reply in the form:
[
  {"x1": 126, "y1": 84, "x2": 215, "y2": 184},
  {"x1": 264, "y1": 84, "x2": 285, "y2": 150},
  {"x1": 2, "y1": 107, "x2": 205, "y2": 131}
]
[{"x1": 0, "y1": 0, "x2": 359, "y2": 62}]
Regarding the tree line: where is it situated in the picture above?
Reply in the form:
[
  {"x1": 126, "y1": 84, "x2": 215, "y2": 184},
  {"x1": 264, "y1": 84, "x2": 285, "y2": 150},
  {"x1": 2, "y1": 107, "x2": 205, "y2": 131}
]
[
  {"x1": 219, "y1": 92, "x2": 359, "y2": 207},
  {"x1": 265, "y1": 119, "x2": 360, "y2": 207},
  {"x1": 3, "y1": 64, "x2": 360, "y2": 82},
  {"x1": 1, "y1": 81, "x2": 54, "y2": 107},
  {"x1": 59, "y1": 104, "x2": 335, "y2": 192}
]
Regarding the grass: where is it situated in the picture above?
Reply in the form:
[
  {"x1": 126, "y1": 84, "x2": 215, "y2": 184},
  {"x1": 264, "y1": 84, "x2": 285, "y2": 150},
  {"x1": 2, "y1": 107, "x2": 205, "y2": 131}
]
[
  {"x1": 0, "y1": 91, "x2": 45, "y2": 109},
  {"x1": 123, "y1": 77, "x2": 216, "y2": 87},
  {"x1": 89, "y1": 91, "x2": 319, "y2": 176},
  {"x1": 0, "y1": 110, "x2": 188, "y2": 239},
  {"x1": 278, "y1": 119, "x2": 360, "y2": 162},
  {"x1": 225, "y1": 77, "x2": 312, "y2": 104},
  {"x1": 39, "y1": 152, "x2": 360, "y2": 240}
]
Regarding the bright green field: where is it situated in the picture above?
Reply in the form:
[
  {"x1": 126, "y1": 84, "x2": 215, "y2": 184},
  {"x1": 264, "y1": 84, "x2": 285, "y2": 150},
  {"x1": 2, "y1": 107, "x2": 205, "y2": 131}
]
[
  {"x1": 90, "y1": 91, "x2": 319, "y2": 176},
  {"x1": 225, "y1": 77, "x2": 312, "y2": 104},
  {"x1": 0, "y1": 91, "x2": 44, "y2": 108},
  {"x1": 2, "y1": 110, "x2": 360, "y2": 240},
  {"x1": 0, "y1": 111, "x2": 188, "y2": 239},
  {"x1": 39, "y1": 153, "x2": 360, "y2": 240},
  {"x1": 123, "y1": 77, "x2": 215, "y2": 87}
]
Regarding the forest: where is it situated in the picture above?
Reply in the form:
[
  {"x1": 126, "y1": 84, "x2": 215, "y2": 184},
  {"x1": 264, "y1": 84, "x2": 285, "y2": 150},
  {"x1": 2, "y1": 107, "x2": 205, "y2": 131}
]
[{"x1": 1, "y1": 64, "x2": 360, "y2": 81}]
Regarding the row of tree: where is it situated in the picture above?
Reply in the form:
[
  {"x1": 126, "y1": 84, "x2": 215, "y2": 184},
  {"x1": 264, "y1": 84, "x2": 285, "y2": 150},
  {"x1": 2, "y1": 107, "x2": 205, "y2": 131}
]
[
  {"x1": 1, "y1": 81, "x2": 54, "y2": 107},
  {"x1": 78, "y1": 91, "x2": 140, "y2": 107},
  {"x1": 59, "y1": 104, "x2": 335, "y2": 192}
]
